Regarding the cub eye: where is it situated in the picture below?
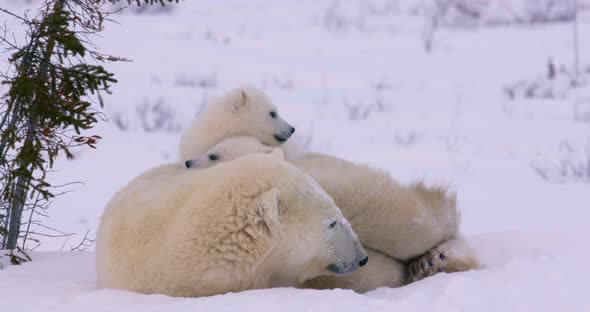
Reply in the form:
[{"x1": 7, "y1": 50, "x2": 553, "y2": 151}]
[
  {"x1": 329, "y1": 220, "x2": 337, "y2": 228},
  {"x1": 269, "y1": 111, "x2": 277, "y2": 118},
  {"x1": 208, "y1": 154, "x2": 219, "y2": 161}
]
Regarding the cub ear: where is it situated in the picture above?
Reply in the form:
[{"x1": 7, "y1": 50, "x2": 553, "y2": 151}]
[
  {"x1": 258, "y1": 188, "x2": 280, "y2": 226},
  {"x1": 268, "y1": 148, "x2": 285, "y2": 160},
  {"x1": 231, "y1": 89, "x2": 249, "y2": 113}
]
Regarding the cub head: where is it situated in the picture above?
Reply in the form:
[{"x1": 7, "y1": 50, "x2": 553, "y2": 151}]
[
  {"x1": 213, "y1": 87, "x2": 295, "y2": 145},
  {"x1": 185, "y1": 136, "x2": 278, "y2": 169}
]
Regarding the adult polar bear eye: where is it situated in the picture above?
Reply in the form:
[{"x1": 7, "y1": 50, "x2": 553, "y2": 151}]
[
  {"x1": 208, "y1": 154, "x2": 219, "y2": 161},
  {"x1": 329, "y1": 220, "x2": 337, "y2": 229},
  {"x1": 269, "y1": 111, "x2": 277, "y2": 119}
]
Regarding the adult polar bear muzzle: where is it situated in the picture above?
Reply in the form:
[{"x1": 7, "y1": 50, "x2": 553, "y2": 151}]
[{"x1": 324, "y1": 218, "x2": 369, "y2": 275}]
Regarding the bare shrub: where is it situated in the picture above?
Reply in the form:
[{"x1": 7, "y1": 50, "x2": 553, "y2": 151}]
[
  {"x1": 433, "y1": 0, "x2": 580, "y2": 27},
  {"x1": 369, "y1": 76, "x2": 394, "y2": 92},
  {"x1": 369, "y1": 76, "x2": 394, "y2": 113},
  {"x1": 322, "y1": 0, "x2": 357, "y2": 32},
  {"x1": 503, "y1": 61, "x2": 587, "y2": 100},
  {"x1": 111, "y1": 112, "x2": 130, "y2": 131},
  {"x1": 261, "y1": 75, "x2": 295, "y2": 91},
  {"x1": 344, "y1": 99, "x2": 373, "y2": 121},
  {"x1": 110, "y1": 1, "x2": 175, "y2": 15},
  {"x1": 203, "y1": 29, "x2": 231, "y2": 45},
  {"x1": 272, "y1": 76, "x2": 294, "y2": 90},
  {"x1": 60, "y1": 229, "x2": 95, "y2": 252},
  {"x1": 174, "y1": 73, "x2": 218, "y2": 89},
  {"x1": 394, "y1": 130, "x2": 420, "y2": 147},
  {"x1": 531, "y1": 141, "x2": 590, "y2": 183},
  {"x1": 136, "y1": 98, "x2": 181, "y2": 133},
  {"x1": 373, "y1": 96, "x2": 389, "y2": 113},
  {"x1": 422, "y1": 0, "x2": 454, "y2": 52}
]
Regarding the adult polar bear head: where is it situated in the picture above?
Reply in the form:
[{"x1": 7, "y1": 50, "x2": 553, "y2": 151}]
[
  {"x1": 96, "y1": 153, "x2": 367, "y2": 297},
  {"x1": 179, "y1": 86, "x2": 295, "y2": 160}
]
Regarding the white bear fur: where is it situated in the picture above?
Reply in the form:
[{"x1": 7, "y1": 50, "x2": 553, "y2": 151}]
[
  {"x1": 96, "y1": 153, "x2": 367, "y2": 297},
  {"x1": 186, "y1": 137, "x2": 461, "y2": 259},
  {"x1": 185, "y1": 136, "x2": 480, "y2": 292},
  {"x1": 292, "y1": 152, "x2": 460, "y2": 261}
]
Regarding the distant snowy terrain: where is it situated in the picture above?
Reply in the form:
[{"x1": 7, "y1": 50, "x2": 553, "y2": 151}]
[{"x1": 1, "y1": 0, "x2": 590, "y2": 311}]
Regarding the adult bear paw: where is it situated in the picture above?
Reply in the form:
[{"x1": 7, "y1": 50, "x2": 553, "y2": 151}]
[{"x1": 404, "y1": 248, "x2": 448, "y2": 284}]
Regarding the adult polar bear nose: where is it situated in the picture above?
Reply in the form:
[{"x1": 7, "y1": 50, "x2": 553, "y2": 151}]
[
  {"x1": 359, "y1": 256, "x2": 368, "y2": 267},
  {"x1": 289, "y1": 126, "x2": 295, "y2": 134},
  {"x1": 328, "y1": 263, "x2": 359, "y2": 275},
  {"x1": 185, "y1": 160, "x2": 193, "y2": 168}
]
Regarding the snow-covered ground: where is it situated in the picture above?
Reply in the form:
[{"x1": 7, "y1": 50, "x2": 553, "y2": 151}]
[
  {"x1": 2, "y1": 231, "x2": 589, "y2": 311},
  {"x1": 1, "y1": 0, "x2": 590, "y2": 311}
]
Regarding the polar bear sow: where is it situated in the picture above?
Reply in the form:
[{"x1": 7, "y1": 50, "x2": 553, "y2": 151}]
[
  {"x1": 186, "y1": 137, "x2": 480, "y2": 289},
  {"x1": 96, "y1": 153, "x2": 368, "y2": 297},
  {"x1": 186, "y1": 137, "x2": 465, "y2": 260},
  {"x1": 179, "y1": 86, "x2": 296, "y2": 161}
]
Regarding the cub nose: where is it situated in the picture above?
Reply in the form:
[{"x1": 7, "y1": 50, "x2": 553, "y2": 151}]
[
  {"x1": 185, "y1": 160, "x2": 193, "y2": 168},
  {"x1": 359, "y1": 256, "x2": 368, "y2": 267},
  {"x1": 289, "y1": 126, "x2": 295, "y2": 134}
]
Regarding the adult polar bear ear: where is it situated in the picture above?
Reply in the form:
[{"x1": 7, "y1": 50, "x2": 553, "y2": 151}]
[{"x1": 258, "y1": 188, "x2": 280, "y2": 226}]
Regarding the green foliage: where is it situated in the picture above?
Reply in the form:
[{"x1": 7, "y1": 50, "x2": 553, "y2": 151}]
[
  {"x1": 0, "y1": 0, "x2": 179, "y2": 254},
  {"x1": 1, "y1": 3, "x2": 116, "y2": 171}
]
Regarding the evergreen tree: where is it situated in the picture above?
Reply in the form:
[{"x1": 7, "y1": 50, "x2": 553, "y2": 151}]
[{"x1": 0, "y1": 0, "x2": 179, "y2": 265}]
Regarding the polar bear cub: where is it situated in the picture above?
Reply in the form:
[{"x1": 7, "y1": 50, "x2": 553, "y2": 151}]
[
  {"x1": 185, "y1": 136, "x2": 276, "y2": 169},
  {"x1": 179, "y1": 86, "x2": 296, "y2": 161},
  {"x1": 96, "y1": 153, "x2": 368, "y2": 297}
]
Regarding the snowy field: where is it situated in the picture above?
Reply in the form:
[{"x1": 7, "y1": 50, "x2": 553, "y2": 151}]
[{"x1": 1, "y1": 0, "x2": 590, "y2": 311}]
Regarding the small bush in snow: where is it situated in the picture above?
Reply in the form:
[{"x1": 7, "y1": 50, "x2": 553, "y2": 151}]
[
  {"x1": 503, "y1": 61, "x2": 588, "y2": 100},
  {"x1": 136, "y1": 98, "x2": 181, "y2": 133},
  {"x1": 174, "y1": 73, "x2": 218, "y2": 89},
  {"x1": 531, "y1": 141, "x2": 590, "y2": 184},
  {"x1": 260, "y1": 75, "x2": 295, "y2": 91},
  {"x1": 110, "y1": 0, "x2": 176, "y2": 15},
  {"x1": 343, "y1": 99, "x2": 374, "y2": 121}
]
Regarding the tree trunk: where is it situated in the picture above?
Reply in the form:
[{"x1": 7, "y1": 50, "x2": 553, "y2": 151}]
[
  {"x1": 5, "y1": 116, "x2": 35, "y2": 249},
  {"x1": 4, "y1": 0, "x2": 63, "y2": 250},
  {"x1": 5, "y1": 147, "x2": 32, "y2": 249}
]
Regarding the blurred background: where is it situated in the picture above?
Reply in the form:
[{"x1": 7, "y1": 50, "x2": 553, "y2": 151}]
[{"x1": 2, "y1": 0, "x2": 589, "y2": 250}]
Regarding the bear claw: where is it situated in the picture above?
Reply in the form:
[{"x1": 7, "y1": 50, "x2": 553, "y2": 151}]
[{"x1": 405, "y1": 249, "x2": 448, "y2": 284}]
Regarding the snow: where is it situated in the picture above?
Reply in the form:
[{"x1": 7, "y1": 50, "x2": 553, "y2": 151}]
[
  {"x1": 2, "y1": 232, "x2": 590, "y2": 311},
  {"x1": 1, "y1": 0, "x2": 590, "y2": 310}
]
